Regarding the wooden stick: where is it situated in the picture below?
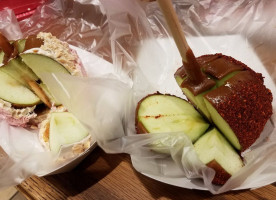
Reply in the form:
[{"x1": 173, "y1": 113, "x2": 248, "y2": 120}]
[
  {"x1": 28, "y1": 80, "x2": 52, "y2": 108},
  {"x1": 157, "y1": 0, "x2": 215, "y2": 92},
  {"x1": 157, "y1": 0, "x2": 189, "y2": 62}
]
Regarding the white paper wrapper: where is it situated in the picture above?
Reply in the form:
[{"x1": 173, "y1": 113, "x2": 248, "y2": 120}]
[{"x1": 1, "y1": 0, "x2": 276, "y2": 194}]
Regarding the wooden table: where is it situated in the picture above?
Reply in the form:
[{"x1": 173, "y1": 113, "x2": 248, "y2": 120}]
[{"x1": 17, "y1": 146, "x2": 276, "y2": 200}]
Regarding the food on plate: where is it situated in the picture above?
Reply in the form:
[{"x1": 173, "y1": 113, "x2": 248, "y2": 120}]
[
  {"x1": 39, "y1": 107, "x2": 91, "y2": 155},
  {"x1": 20, "y1": 53, "x2": 69, "y2": 76},
  {"x1": 22, "y1": 32, "x2": 86, "y2": 77},
  {"x1": 135, "y1": 92, "x2": 245, "y2": 184},
  {"x1": 19, "y1": 54, "x2": 69, "y2": 108},
  {"x1": 175, "y1": 54, "x2": 273, "y2": 151},
  {"x1": 0, "y1": 70, "x2": 40, "y2": 107},
  {"x1": 136, "y1": 93, "x2": 209, "y2": 143},
  {"x1": 0, "y1": 32, "x2": 85, "y2": 128},
  {"x1": 173, "y1": 52, "x2": 272, "y2": 185},
  {"x1": 0, "y1": 32, "x2": 91, "y2": 156},
  {"x1": 0, "y1": 57, "x2": 39, "y2": 88},
  {"x1": 194, "y1": 128, "x2": 243, "y2": 185},
  {"x1": 157, "y1": 0, "x2": 272, "y2": 151},
  {"x1": 142, "y1": 0, "x2": 273, "y2": 186}
]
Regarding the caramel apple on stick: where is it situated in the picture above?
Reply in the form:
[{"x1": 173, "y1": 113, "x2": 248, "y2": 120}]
[
  {"x1": 156, "y1": 0, "x2": 272, "y2": 185},
  {"x1": 158, "y1": 0, "x2": 272, "y2": 151}
]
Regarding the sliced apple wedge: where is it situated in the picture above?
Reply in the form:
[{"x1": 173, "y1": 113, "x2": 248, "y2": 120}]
[
  {"x1": 175, "y1": 54, "x2": 273, "y2": 151},
  {"x1": 0, "y1": 57, "x2": 39, "y2": 88},
  {"x1": 49, "y1": 112, "x2": 89, "y2": 154},
  {"x1": 0, "y1": 57, "x2": 61, "y2": 108},
  {"x1": 0, "y1": 70, "x2": 40, "y2": 107},
  {"x1": 175, "y1": 75, "x2": 214, "y2": 121},
  {"x1": 19, "y1": 53, "x2": 70, "y2": 107},
  {"x1": 136, "y1": 94, "x2": 209, "y2": 143},
  {"x1": 175, "y1": 70, "x2": 239, "y2": 121},
  {"x1": 194, "y1": 128, "x2": 243, "y2": 185},
  {"x1": 20, "y1": 53, "x2": 70, "y2": 78},
  {"x1": 203, "y1": 71, "x2": 273, "y2": 151}
]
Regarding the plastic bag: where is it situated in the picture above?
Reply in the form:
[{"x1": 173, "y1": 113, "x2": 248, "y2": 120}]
[{"x1": 1, "y1": 0, "x2": 276, "y2": 194}]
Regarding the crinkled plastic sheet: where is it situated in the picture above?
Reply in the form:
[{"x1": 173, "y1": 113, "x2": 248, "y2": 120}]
[{"x1": 0, "y1": 0, "x2": 276, "y2": 194}]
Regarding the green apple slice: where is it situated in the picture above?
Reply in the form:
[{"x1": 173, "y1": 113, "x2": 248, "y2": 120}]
[
  {"x1": 175, "y1": 71, "x2": 239, "y2": 121},
  {"x1": 194, "y1": 128, "x2": 243, "y2": 185},
  {"x1": 203, "y1": 99, "x2": 241, "y2": 150},
  {"x1": 136, "y1": 94, "x2": 209, "y2": 143},
  {"x1": 13, "y1": 39, "x2": 26, "y2": 53},
  {"x1": 20, "y1": 53, "x2": 70, "y2": 78},
  {"x1": 175, "y1": 75, "x2": 215, "y2": 121},
  {"x1": 0, "y1": 57, "x2": 39, "y2": 88},
  {"x1": 0, "y1": 51, "x2": 4, "y2": 64},
  {"x1": 20, "y1": 53, "x2": 70, "y2": 107},
  {"x1": 39, "y1": 83, "x2": 61, "y2": 106},
  {"x1": 49, "y1": 112, "x2": 89, "y2": 154},
  {"x1": 215, "y1": 71, "x2": 240, "y2": 87},
  {"x1": 0, "y1": 70, "x2": 40, "y2": 107}
]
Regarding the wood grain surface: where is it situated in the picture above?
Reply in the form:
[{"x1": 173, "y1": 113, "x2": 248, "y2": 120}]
[{"x1": 17, "y1": 147, "x2": 276, "y2": 200}]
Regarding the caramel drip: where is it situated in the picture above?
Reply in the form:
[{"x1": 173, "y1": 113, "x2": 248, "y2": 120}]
[
  {"x1": 180, "y1": 76, "x2": 215, "y2": 95},
  {"x1": 204, "y1": 71, "x2": 255, "y2": 106},
  {"x1": 181, "y1": 49, "x2": 216, "y2": 95},
  {"x1": 183, "y1": 48, "x2": 205, "y2": 84},
  {"x1": 202, "y1": 55, "x2": 243, "y2": 79},
  {"x1": 0, "y1": 33, "x2": 15, "y2": 64},
  {"x1": 175, "y1": 54, "x2": 249, "y2": 95},
  {"x1": 24, "y1": 35, "x2": 44, "y2": 52},
  {"x1": 174, "y1": 66, "x2": 186, "y2": 79},
  {"x1": 0, "y1": 33, "x2": 44, "y2": 64}
]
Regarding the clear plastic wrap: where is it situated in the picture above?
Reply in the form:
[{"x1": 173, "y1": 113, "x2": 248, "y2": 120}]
[{"x1": 0, "y1": 0, "x2": 276, "y2": 194}]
